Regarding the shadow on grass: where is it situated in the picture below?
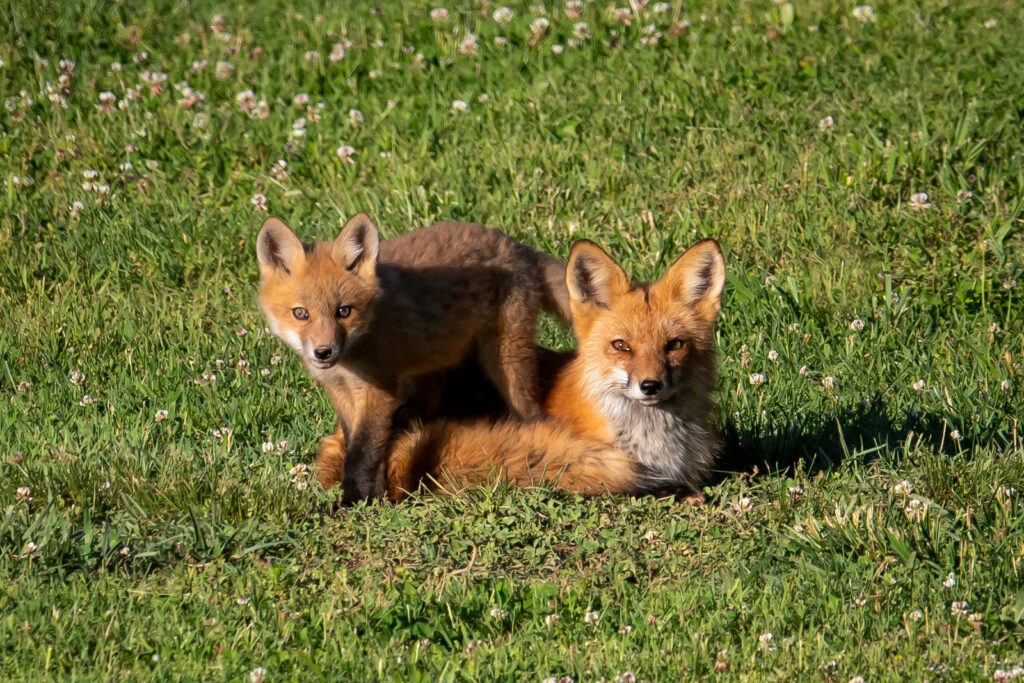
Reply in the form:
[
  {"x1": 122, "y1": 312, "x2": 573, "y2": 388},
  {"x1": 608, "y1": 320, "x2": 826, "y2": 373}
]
[{"x1": 711, "y1": 396, "x2": 993, "y2": 485}]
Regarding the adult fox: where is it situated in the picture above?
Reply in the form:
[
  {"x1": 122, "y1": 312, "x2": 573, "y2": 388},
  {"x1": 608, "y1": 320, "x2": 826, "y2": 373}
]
[
  {"x1": 312, "y1": 237, "x2": 726, "y2": 501},
  {"x1": 256, "y1": 213, "x2": 571, "y2": 504}
]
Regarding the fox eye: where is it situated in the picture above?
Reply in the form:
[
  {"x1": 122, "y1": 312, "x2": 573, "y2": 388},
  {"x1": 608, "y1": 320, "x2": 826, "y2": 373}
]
[
  {"x1": 666, "y1": 339, "x2": 685, "y2": 352},
  {"x1": 292, "y1": 307, "x2": 309, "y2": 321},
  {"x1": 335, "y1": 305, "x2": 352, "y2": 319},
  {"x1": 611, "y1": 339, "x2": 631, "y2": 353}
]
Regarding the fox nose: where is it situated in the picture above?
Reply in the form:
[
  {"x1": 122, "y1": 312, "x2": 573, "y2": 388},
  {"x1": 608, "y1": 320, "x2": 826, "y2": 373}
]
[
  {"x1": 313, "y1": 346, "x2": 333, "y2": 361},
  {"x1": 639, "y1": 379, "x2": 663, "y2": 396}
]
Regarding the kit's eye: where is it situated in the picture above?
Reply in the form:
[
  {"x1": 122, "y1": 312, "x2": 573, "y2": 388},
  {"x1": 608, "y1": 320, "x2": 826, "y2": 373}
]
[
  {"x1": 666, "y1": 339, "x2": 685, "y2": 352},
  {"x1": 336, "y1": 305, "x2": 352, "y2": 319},
  {"x1": 611, "y1": 339, "x2": 631, "y2": 353},
  {"x1": 292, "y1": 307, "x2": 309, "y2": 320}
]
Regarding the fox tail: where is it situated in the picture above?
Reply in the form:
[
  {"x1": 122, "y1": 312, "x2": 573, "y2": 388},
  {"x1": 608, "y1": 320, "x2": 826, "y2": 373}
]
[{"x1": 386, "y1": 419, "x2": 642, "y2": 501}]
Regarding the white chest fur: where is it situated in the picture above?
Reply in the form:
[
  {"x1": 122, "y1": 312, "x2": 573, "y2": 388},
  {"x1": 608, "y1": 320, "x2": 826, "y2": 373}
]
[{"x1": 597, "y1": 392, "x2": 713, "y2": 490}]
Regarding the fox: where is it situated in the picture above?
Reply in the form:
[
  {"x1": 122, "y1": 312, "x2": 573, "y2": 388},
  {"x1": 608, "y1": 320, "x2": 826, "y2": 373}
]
[
  {"x1": 256, "y1": 212, "x2": 571, "y2": 505},
  {"x1": 310, "y1": 237, "x2": 724, "y2": 503},
  {"x1": 543, "y1": 237, "x2": 726, "y2": 497}
]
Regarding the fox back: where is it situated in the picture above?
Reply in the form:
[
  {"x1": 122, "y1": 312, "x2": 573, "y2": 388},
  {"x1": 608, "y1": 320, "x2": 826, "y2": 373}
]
[{"x1": 546, "y1": 239, "x2": 725, "y2": 492}]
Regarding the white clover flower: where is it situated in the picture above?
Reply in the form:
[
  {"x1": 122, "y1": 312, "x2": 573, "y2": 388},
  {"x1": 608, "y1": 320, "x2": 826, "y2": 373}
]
[
  {"x1": 907, "y1": 609, "x2": 922, "y2": 620},
  {"x1": 458, "y1": 33, "x2": 479, "y2": 55},
  {"x1": 494, "y1": 36, "x2": 509, "y2": 47},
  {"x1": 430, "y1": 7, "x2": 449, "y2": 23},
  {"x1": 572, "y1": 21, "x2": 591, "y2": 40},
  {"x1": 956, "y1": 189, "x2": 972, "y2": 203},
  {"x1": 852, "y1": 5, "x2": 874, "y2": 22},
  {"x1": 451, "y1": 99, "x2": 470, "y2": 114},
  {"x1": 261, "y1": 442, "x2": 275, "y2": 453},
  {"x1": 78, "y1": 395, "x2": 99, "y2": 406},
  {"x1": 565, "y1": 1, "x2": 583, "y2": 19},
  {"x1": 289, "y1": 463, "x2": 308, "y2": 476},
  {"x1": 336, "y1": 145, "x2": 356, "y2": 164},
  {"x1": 493, "y1": 7, "x2": 513, "y2": 23},
  {"x1": 304, "y1": 50, "x2": 320, "y2": 61},
  {"x1": 250, "y1": 667, "x2": 267, "y2": 683},
  {"x1": 251, "y1": 194, "x2": 268, "y2": 212},
  {"x1": 943, "y1": 572, "x2": 956, "y2": 588},
  {"x1": 530, "y1": 17, "x2": 550, "y2": 35},
  {"x1": 616, "y1": 673, "x2": 637, "y2": 683},
  {"x1": 295, "y1": 480, "x2": 308, "y2": 491},
  {"x1": 748, "y1": 373, "x2": 766, "y2": 386},
  {"x1": 293, "y1": 93, "x2": 310, "y2": 107},
  {"x1": 733, "y1": 496, "x2": 753, "y2": 512},
  {"x1": 552, "y1": 44, "x2": 564, "y2": 54},
  {"x1": 16, "y1": 486, "x2": 32, "y2": 502},
  {"x1": 893, "y1": 480, "x2": 912, "y2": 495},
  {"x1": 489, "y1": 607, "x2": 507, "y2": 618},
  {"x1": 950, "y1": 601, "x2": 968, "y2": 616},
  {"x1": 799, "y1": 365, "x2": 810, "y2": 376},
  {"x1": 758, "y1": 632, "x2": 774, "y2": 651},
  {"x1": 849, "y1": 318, "x2": 864, "y2": 331},
  {"x1": 70, "y1": 367, "x2": 86, "y2": 384},
  {"x1": 849, "y1": 677, "x2": 865, "y2": 683},
  {"x1": 950, "y1": 429, "x2": 962, "y2": 441},
  {"x1": 349, "y1": 109, "x2": 363, "y2": 125},
  {"x1": 584, "y1": 610, "x2": 600, "y2": 624},
  {"x1": 215, "y1": 61, "x2": 234, "y2": 79},
  {"x1": 908, "y1": 192, "x2": 931, "y2": 211},
  {"x1": 788, "y1": 485, "x2": 803, "y2": 497},
  {"x1": 822, "y1": 376, "x2": 834, "y2": 390},
  {"x1": 23, "y1": 541, "x2": 37, "y2": 554},
  {"x1": 329, "y1": 43, "x2": 346, "y2": 62},
  {"x1": 983, "y1": 18, "x2": 997, "y2": 29},
  {"x1": 154, "y1": 409, "x2": 169, "y2": 422},
  {"x1": 1000, "y1": 379, "x2": 1010, "y2": 392},
  {"x1": 544, "y1": 613, "x2": 560, "y2": 626},
  {"x1": 912, "y1": 379, "x2": 926, "y2": 391},
  {"x1": 768, "y1": 349, "x2": 778, "y2": 362},
  {"x1": 618, "y1": 624, "x2": 632, "y2": 634}
]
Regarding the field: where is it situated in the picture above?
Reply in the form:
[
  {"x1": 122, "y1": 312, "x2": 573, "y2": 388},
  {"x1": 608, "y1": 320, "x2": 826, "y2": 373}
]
[{"x1": 2, "y1": 0, "x2": 1023, "y2": 679}]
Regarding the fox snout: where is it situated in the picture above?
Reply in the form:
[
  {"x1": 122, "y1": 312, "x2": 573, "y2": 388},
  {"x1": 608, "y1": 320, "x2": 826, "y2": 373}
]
[
  {"x1": 626, "y1": 371, "x2": 675, "y2": 404},
  {"x1": 303, "y1": 323, "x2": 346, "y2": 369}
]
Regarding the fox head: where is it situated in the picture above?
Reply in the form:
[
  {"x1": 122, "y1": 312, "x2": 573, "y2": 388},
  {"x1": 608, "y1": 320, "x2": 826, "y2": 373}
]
[
  {"x1": 256, "y1": 213, "x2": 380, "y2": 370},
  {"x1": 565, "y1": 238, "x2": 725, "y2": 406}
]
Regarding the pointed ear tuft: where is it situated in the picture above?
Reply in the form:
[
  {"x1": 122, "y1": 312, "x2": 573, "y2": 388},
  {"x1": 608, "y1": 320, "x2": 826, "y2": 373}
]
[
  {"x1": 333, "y1": 213, "x2": 380, "y2": 279},
  {"x1": 566, "y1": 240, "x2": 632, "y2": 310},
  {"x1": 658, "y1": 239, "x2": 725, "y2": 322},
  {"x1": 257, "y1": 217, "x2": 305, "y2": 276}
]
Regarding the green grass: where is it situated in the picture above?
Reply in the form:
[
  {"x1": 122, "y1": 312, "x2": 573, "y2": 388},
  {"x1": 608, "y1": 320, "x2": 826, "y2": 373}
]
[{"x1": 2, "y1": 0, "x2": 1023, "y2": 679}]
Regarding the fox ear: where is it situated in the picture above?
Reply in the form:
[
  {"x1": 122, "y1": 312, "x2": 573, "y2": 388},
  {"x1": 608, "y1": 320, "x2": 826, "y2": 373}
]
[
  {"x1": 257, "y1": 217, "x2": 305, "y2": 276},
  {"x1": 658, "y1": 239, "x2": 725, "y2": 323},
  {"x1": 566, "y1": 240, "x2": 631, "y2": 310},
  {"x1": 333, "y1": 213, "x2": 380, "y2": 279}
]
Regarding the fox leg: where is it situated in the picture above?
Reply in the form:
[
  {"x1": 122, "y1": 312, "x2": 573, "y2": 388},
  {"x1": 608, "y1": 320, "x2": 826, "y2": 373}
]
[
  {"x1": 340, "y1": 387, "x2": 398, "y2": 505},
  {"x1": 479, "y1": 294, "x2": 544, "y2": 419},
  {"x1": 314, "y1": 425, "x2": 346, "y2": 488}
]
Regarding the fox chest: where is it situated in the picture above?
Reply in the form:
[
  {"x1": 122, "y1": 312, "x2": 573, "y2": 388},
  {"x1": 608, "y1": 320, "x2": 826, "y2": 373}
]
[{"x1": 603, "y1": 400, "x2": 697, "y2": 481}]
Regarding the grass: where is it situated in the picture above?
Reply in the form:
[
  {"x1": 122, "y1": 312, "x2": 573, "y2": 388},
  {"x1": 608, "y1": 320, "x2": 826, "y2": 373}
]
[{"x1": 2, "y1": 0, "x2": 1023, "y2": 679}]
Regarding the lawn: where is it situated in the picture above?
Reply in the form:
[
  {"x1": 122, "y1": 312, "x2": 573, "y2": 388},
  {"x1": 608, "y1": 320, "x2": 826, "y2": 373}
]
[{"x1": 2, "y1": 0, "x2": 1023, "y2": 679}]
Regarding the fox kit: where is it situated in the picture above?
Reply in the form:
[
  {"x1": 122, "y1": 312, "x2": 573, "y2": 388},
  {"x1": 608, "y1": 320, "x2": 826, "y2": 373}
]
[
  {"x1": 256, "y1": 213, "x2": 570, "y2": 504},
  {"x1": 544, "y1": 238, "x2": 725, "y2": 496}
]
